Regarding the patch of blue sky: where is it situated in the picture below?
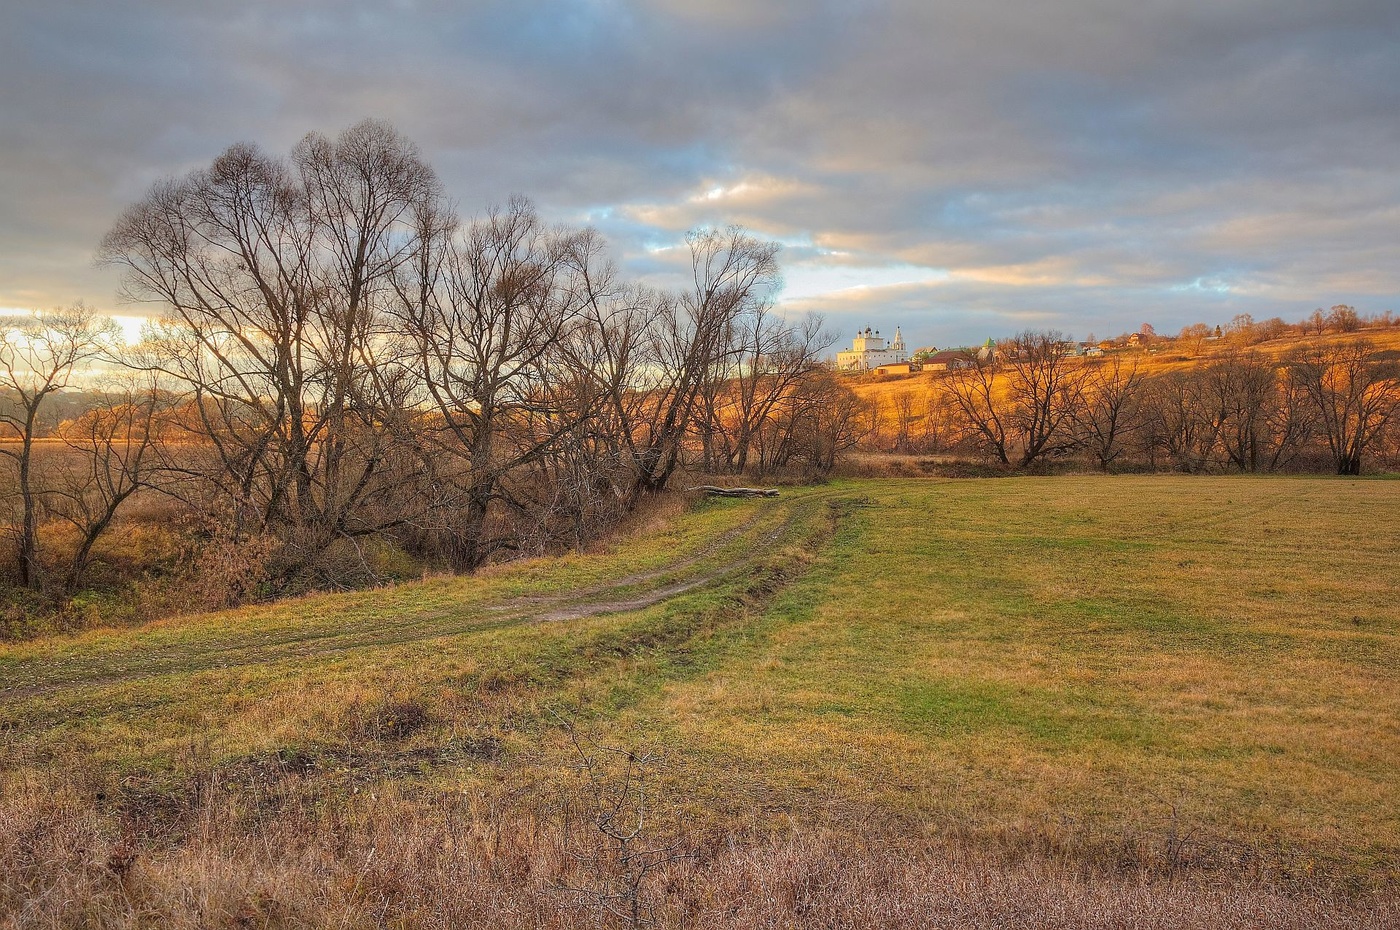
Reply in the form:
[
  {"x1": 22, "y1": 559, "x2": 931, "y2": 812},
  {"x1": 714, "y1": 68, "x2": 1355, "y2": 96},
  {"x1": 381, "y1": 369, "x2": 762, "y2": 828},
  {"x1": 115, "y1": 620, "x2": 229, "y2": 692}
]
[{"x1": 1170, "y1": 277, "x2": 1233, "y2": 295}]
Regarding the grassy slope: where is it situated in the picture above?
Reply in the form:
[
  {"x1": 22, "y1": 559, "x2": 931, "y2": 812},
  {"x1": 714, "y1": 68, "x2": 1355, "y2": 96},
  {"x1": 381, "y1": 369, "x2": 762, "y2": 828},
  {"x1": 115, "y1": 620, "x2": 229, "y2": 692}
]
[{"x1": 2, "y1": 477, "x2": 1397, "y2": 888}]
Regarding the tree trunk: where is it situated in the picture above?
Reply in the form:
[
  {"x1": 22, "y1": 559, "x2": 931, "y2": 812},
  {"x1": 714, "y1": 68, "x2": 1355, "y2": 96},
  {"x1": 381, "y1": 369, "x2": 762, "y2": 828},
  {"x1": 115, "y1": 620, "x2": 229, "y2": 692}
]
[{"x1": 17, "y1": 432, "x2": 40, "y2": 590}]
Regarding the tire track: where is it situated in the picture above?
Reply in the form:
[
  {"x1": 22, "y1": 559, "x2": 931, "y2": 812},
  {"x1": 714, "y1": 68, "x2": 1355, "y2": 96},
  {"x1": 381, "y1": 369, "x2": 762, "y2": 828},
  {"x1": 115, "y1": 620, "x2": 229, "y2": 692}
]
[{"x1": 0, "y1": 490, "x2": 847, "y2": 705}]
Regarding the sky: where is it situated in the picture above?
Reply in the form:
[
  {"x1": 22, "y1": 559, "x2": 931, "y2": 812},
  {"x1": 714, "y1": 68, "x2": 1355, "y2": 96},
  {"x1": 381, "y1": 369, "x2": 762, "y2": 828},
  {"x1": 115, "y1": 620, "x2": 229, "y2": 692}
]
[{"x1": 2, "y1": 1, "x2": 1399, "y2": 350}]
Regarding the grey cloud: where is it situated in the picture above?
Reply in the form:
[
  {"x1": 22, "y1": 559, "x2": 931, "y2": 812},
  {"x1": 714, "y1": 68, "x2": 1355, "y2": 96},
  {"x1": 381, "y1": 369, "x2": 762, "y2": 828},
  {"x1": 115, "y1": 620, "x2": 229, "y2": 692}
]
[{"x1": 1, "y1": 0, "x2": 1396, "y2": 350}]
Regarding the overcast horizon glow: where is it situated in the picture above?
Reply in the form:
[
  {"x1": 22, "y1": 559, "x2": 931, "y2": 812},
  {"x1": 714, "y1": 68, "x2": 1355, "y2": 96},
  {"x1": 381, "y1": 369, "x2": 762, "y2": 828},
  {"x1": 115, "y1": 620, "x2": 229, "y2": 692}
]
[{"x1": 3, "y1": 1, "x2": 1398, "y2": 350}]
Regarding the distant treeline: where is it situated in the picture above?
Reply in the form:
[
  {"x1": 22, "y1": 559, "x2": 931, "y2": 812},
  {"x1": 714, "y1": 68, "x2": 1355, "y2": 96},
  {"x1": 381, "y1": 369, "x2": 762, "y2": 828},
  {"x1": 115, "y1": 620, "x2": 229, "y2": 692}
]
[
  {"x1": 1096, "y1": 304, "x2": 1397, "y2": 352},
  {"x1": 866, "y1": 331, "x2": 1400, "y2": 474}
]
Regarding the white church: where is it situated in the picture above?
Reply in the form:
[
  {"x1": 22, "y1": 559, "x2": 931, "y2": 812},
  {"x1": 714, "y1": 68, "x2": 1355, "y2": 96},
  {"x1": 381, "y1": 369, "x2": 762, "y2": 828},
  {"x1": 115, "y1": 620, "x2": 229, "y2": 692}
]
[{"x1": 835, "y1": 325, "x2": 909, "y2": 371}]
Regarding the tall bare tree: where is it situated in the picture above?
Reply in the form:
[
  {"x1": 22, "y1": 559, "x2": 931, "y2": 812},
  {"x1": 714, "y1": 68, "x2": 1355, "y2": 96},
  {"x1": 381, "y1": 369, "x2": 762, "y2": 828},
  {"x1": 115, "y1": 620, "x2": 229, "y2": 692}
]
[
  {"x1": 1001, "y1": 331, "x2": 1085, "y2": 467},
  {"x1": 100, "y1": 120, "x2": 442, "y2": 563},
  {"x1": 1291, "y1": 340, "x2": 1399, "y2": 475},
  {"x1": 1072, "y1": 354, "x2": 1143, "y2": 471},
  {"x1": 393, "y1": 197, "x2": 596, "y2": 567},
  {"x1": 0, "y1": 306, "x2": 118, "y2": 588},
  {"x1": 616, "y1": 227, "x2": 780, "y2": 495}
]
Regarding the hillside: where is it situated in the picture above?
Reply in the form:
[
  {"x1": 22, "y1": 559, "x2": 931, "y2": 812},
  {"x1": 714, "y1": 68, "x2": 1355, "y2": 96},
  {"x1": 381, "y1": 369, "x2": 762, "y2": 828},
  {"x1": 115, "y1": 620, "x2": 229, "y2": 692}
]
[
  {"x1": 847, "y1": 326, "x2": 1400, "y2": 436},
  {"x1": 2, "y1": 477, "x2": 1397, "y2": 927}
]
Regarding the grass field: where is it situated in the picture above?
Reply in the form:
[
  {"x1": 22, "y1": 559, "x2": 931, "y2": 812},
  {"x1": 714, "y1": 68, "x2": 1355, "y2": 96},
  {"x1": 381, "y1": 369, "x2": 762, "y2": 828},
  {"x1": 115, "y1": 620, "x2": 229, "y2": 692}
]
[{"x1": 3, "y1": 477, "x2": 1398, "y2": 927}]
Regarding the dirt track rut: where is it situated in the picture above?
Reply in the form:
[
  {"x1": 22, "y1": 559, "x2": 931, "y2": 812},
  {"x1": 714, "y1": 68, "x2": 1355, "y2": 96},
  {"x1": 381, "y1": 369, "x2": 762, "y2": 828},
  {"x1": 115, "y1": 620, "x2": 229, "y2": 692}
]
[{"x1": 0, "y1": 491, "x2": 845, "y2": 705}]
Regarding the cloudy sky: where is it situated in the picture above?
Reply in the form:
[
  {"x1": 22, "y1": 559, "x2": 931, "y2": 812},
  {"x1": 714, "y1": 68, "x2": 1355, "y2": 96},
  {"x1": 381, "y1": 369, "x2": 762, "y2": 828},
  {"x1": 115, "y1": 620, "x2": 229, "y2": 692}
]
[{"x1": 3, "y1": 0, "x2": 1398, "y2": 349}]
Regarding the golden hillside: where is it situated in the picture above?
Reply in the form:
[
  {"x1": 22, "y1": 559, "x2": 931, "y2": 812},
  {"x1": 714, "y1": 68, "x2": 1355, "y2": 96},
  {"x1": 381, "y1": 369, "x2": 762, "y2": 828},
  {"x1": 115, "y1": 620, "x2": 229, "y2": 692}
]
[{"x1": 845, "y1": 325, "x2": 1400, "y2": 433}]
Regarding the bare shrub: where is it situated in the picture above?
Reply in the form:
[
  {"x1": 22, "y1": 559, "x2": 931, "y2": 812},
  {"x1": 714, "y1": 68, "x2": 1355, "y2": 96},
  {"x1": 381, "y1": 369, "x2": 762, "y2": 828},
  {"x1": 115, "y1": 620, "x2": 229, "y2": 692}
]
[
  {"x1": 552, "y1": 723, "x2": 691, "y2": 928},
  {"x1": 175, "y1": 511, "x2": 282, "y2": 609}
]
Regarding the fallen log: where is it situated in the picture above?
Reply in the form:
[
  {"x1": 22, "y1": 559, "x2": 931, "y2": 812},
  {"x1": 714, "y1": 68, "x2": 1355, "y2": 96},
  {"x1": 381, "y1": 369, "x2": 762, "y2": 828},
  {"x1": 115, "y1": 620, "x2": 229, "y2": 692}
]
[{"x1": 687, "y1": 486, "x2": 780, "y2": 498}]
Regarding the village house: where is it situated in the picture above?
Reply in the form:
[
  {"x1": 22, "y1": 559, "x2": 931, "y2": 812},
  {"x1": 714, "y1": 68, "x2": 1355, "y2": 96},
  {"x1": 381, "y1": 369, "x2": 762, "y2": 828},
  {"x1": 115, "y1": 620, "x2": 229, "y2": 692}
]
[{"x1": 920, "y1": 349, "x2": 975, "y2": 371}]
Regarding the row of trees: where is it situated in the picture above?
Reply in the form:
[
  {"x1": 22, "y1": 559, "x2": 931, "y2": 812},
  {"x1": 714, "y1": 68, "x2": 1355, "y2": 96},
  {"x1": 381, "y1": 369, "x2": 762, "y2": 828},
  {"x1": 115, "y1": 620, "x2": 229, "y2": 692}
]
[
  {"x1": 1075, "y1": 307, "x2": 1396, "y2": 357},
  {"x1": 1171, "y1": 306, "x2": 1398, "y2": 354},
  {"x1": 2, "y1": 121, "x2": 851, "y2": 595},
  {"x1": 917, "y1": 332, "x2": 1400, "y2": 474}
]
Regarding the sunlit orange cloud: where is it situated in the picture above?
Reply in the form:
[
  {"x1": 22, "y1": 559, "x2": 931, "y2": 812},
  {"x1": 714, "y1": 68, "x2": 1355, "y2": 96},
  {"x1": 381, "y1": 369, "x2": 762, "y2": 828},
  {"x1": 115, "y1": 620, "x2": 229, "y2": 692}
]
[
  {"x1": 948, "y1": 259, "x2": 1114, "y2": 289},
  {"x1": 778, "y1": 279, "x2": 1057, "y2": 326},
  {"x1": 777, "y1": 280, "x2": 944, "y2": 312},
  {"x1": 809, "y1": 232, "x2": 1003, "y2": 271},
  {"x1": 778, "y1": 263, "x2": 949, "y2": 303},
  {"x1": 620, "y1": 174, "x2": 820, "y2": 232}
]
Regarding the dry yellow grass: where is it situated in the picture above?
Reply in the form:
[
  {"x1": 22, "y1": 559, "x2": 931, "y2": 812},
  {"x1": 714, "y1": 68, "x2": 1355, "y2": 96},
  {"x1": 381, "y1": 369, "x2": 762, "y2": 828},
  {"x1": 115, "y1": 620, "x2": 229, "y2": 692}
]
[
  {"x1": 5, "y1": 778, "x2": 1395, "y2": 929},
  {"x1": 2, "y1": 477, "x2": 1398, "y2": 926}
]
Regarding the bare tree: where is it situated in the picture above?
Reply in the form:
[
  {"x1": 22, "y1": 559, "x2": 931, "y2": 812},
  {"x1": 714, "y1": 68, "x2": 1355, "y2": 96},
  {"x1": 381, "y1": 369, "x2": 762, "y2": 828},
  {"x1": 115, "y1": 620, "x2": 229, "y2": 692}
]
[
  {"x1": 1139, "y1": 370, "x2": 1223, "y2": 473},
  {"x1": 1178, "y1": 323, "x2": 1211, "y2": 357},
  {"x1": 891, "y1": 390, "x2": 916, "y2": 454},
  {"x1": 100, "y1": 120, "x2": 442, "y2": 565},
  {"x1": 918, "y1": 390, "x2": 956, "y2": 453},
  {"x1": 778, "y1": 370, "x2": 870, "y2": 472},
  {"x1": 49, "y1": 377, "x2": 166, "y2": 589},
  {"x1": 1002, "y1": 331, "x2": 1085, "y2": 467},
  {"x1": 1264, "y1": 363, "x2": 1318, "y2": 471},
  {"x1": 568, "y1": 272, "x2": 658, "y2": 485},
  {"x1": 615, "y1": 227, "x2": 780, "y2": 495},
  {"x1": 1290, "y1": 340, "x2": 1399, "y2": 475},
  {"x1": 1213, "y1": 353, "x2": 1278, "y2": 473},
  {"x1": 1072, "y1": 354, "x2": 1143, "y2": 471},
  {"x1": 941, "y1": 358, "x2": 1009, "y2": 464},
  {"x1": 1227, "y1": 313, "x2": 1258, "y2": 346},
  {"x1": 393, "y1": 197, "x2": 596, "y2": 567},
  {"x1": 1307, "y1": 309, "x2": 1327, "y2": 336},
  {"x1": 0, "y1": 306, "x2": 118, "y2": 588},
  {"x1": 693, "y1": 308, "x2": 832, "y2": 474},
  {"x1": 1326, "y1": 305, "x2": 1361, "y2": 334},
  {"x1": 1138, "y1": 355, "x2": 1289, "y2": 474},
  {"x1": 942, "y1": 332, "x2": 1086, "y2": 468}
]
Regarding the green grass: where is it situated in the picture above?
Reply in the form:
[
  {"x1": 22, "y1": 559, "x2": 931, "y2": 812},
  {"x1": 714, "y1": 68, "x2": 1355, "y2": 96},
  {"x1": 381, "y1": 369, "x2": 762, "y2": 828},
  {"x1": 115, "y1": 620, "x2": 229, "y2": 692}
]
[{"x1": 3, "y1": 476, "x2": 1398, "y2": 885}]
